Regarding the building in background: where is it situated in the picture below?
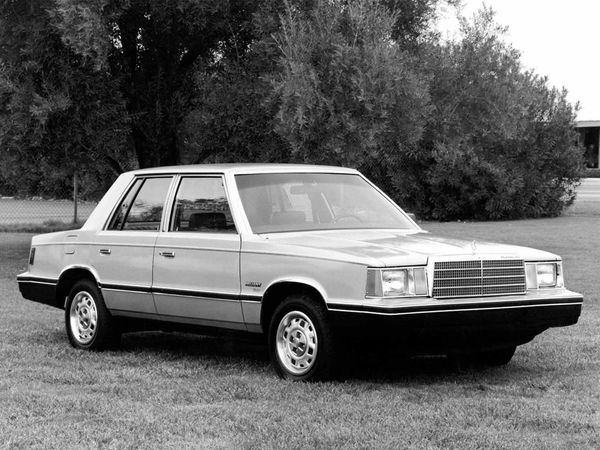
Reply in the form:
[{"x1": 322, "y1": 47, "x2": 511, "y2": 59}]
[{"x1": 576, "y1": 120, "x2": 600, "y2": 169}]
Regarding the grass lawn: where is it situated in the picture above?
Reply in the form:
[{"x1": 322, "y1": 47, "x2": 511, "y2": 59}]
[{"x1": 0, "y1": 217, "x2": 598, "y2": 449}]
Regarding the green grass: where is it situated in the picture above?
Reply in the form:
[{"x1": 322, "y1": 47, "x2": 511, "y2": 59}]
[
  {"x1": 1, "y1": 218, "x2": 599, "y2": 449},
  {"x1": 565, "y1": 200, "x2": 600, "y2": 216}
]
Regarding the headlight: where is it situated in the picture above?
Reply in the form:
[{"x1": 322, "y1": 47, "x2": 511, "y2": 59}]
[
  {"x1": 526, "y1": 262, "x2": 563, "y2": 289},
  {"x1": 366, "y1": 267, "x2": 428, "y2": 297},
  {"x1": 537, "y1": 264, "x2": 556, "y2": 286},
  {"x1": 382, "y1": 270, "x2": 410, "y2": 296}
]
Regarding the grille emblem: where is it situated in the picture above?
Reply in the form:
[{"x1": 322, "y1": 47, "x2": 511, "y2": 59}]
[{"x1": 470, "y1": 240, "x2": 477, "y2": 254}]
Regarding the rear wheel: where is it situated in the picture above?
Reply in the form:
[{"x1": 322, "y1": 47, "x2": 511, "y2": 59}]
[
  {"x1": 269, "y1": 294, "x2": 335, "y2": 381},
  {"x1": 65, "y1": 279, "x2": 120, "y2": 350}
]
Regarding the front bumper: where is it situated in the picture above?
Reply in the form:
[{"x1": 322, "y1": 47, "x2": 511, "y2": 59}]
[{"x1": 327, "y1": 289, "x2": 583, "y2": 351}]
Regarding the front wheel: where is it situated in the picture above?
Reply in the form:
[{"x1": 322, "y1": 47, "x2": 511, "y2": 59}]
[
  {"x1": 452, "y1": 345, "x2": 516, "y2": 367},
  {"x1": 65, "y1": 279, "x2": 120, "y2": 350},
  {"x1": 475, "y1": 346, "x2": 516, "y2": 366},
  {"x1": 268, "y1": 295, "x2": 335, "y2": 381}
]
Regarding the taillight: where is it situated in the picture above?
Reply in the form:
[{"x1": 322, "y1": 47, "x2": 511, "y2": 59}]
[{"x1": 29, "y1": 247, "x2": 35, "y2": 266}]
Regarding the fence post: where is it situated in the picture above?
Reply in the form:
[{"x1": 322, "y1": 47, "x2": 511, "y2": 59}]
[{"x1": 73, "y1": 172, "x2": 78, "y2": 224}]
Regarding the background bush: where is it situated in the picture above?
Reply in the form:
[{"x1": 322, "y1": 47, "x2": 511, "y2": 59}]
[{"x1": 392, "y1": 9, "x2": 583, "y2": 219}]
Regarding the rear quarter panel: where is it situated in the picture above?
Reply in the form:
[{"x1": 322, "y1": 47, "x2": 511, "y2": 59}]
[{"x1": 28, "y1": 231, "x2": 73, "y2": 281}]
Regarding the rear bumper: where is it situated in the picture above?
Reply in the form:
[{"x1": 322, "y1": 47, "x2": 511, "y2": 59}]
[
  {"x1": 328, "y1": 290, "x2": 583, "y2": 351},
  {"x1": 17, "y1": 274, "x2": 58, "y2": 309}
]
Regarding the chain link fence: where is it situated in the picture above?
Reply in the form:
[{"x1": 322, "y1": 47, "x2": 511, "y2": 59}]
[{"x1": 0, "y1": 174, "x2": 98, "y2": 228}]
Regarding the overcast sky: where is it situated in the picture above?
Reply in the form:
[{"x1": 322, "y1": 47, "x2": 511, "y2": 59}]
[{"x1": 437, "y1": 0, "x2": 599, "y2": 121}]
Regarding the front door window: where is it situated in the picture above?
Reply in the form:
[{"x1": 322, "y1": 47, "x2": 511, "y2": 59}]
[{"x1": 171, "y1": 177, "x2": 236, "y2": 233}]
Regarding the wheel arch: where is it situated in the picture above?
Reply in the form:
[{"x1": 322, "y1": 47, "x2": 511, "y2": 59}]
[
  {"x1": 260, "y1": 279, "x2": 328, "y2": 332},
  {"x1": 56, "y1": 265, "x2": 101, "y2": 309}
]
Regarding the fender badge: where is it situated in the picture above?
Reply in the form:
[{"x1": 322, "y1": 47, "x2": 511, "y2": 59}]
[{"x1": 245, "y1": 281, "x2": 262, "y2": 288}]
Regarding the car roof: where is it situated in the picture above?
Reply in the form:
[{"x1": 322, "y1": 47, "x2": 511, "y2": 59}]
[{"x1": 128, "y1": 163, "x2": 359, "y2": 176}]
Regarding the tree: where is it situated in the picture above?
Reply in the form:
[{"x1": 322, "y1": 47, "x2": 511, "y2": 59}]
[
  {"x1": 0, "y1": 0, "x2": 130, "y2": 198},
  {"x1": 0, "y1": 0, "x2": 263, "y2": 191},
  {"x1": 53, "y1": 0, "x2": 263, "y2": 169},
  {"x1": 178, "y1": 0, "x2": 297, "y2": 165},
  {"x1": 171, "y1": 0, "x2": 455, "y2": 167},
  {"x1": 393, "y1": 8, "x2": 584, "y2": 220},
  {"x1": 383, "y1": 0, "x2": 459, "y2": 48},
  {"x1": 271, "y1": 0, "x2": 430, "y2": 178}
]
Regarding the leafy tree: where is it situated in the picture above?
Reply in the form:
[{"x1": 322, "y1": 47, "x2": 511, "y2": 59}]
[
  {"x1": 52, "y1": 0, "x2": 262, "y2": 169},
  {"x1": 0, "y1": 0, "x2": 130, "y2": 198},
  {"x1": 383, "y1": 0, "x2": 458, "y2": 47},
  {"x1": 179, "y1": 63, "x2": 287, "y2": 164},
  {"x1": 271, "y1": 0, "x2": 430, "y2": 177},
  {"x1": 175, "y1": 0, "x2": 454, "y2": 167},
  {"x1": 178, "y1": 0, "x2": 322, "y2": 165},
  {"x1": 178, "y1": 0, "x2": 295, "y2": 165},
  {"x1": 393, "y1": 8, "x2": 583, "y2": 220},
  {"x1": 0, "y1": 0, "x2": 263, "y2": 192}
]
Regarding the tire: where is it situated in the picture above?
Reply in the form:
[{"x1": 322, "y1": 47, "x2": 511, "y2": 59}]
[
  {"x1": 268, "y1": 294, "x2": 336, "y2": 381},
  {"x1": 476, "y1": 345, "x2": 516, "y2": 366},
  {"x1": 65, "y1": 279, "x2": 120, "y2": 350},
  {"x1": 453, "y1": 345, "x2": 516, "y2": 367}
]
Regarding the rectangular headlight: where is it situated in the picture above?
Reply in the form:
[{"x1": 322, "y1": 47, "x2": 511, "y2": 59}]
[
  {"x1": 382, "y1": 270, "x2": 409, "y2": 296},
  {"x1": 366, "y1": 267, "x2": 428, "y2": 298},
  {"x1": 526, "y1": 262, "x2": 563, "y2": 289},
  {"x1": 537, "y1": 264, "x2": 556, "y2": 286}
]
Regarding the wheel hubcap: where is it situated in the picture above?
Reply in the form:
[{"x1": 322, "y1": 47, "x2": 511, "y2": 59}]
[
  {"x1": 276, "y1": 311, "x2": 318, "y2": 376},
  {"x1": 69, "y1": 291, "x2": 98, "y2": 345}
]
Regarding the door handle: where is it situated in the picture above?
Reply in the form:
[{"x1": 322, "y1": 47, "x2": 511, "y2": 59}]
[
  {"x1": 99, "y1": 249, "x2": 111, "y2": 255},
  {"x1": 159, "y1": 251, "x2": 175, "y2": 258}
]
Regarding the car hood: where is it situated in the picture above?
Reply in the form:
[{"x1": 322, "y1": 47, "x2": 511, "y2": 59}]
[{"x1": 262, "y1": 229, "x2": 558, "y2": 267}]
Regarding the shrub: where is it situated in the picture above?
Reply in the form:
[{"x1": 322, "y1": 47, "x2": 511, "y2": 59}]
[{"x1": 390, "y1": 8, "x2": 584, "y2": 220}]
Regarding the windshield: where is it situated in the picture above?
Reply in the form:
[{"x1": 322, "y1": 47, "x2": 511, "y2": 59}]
[{"x1": 235, "y1": 173, "x2": 416, "y2": 233}]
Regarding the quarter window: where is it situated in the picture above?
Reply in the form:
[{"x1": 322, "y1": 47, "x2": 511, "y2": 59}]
[
  {"x1": 171, "y1": 177, "x2": 236, "y2": 233},
  {"x1": 108, "y1": 177, "x2": 172, "y2": 231}
]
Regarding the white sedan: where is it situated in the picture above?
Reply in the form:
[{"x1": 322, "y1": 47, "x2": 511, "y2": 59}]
[{"x1": 18, "y1": 164, "x2": 583, "y2": 380}]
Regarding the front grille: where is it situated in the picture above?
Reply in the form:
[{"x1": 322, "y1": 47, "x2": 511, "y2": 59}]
[{"x1": 432, "y1": 259, "x2": 526, "y2": 298}]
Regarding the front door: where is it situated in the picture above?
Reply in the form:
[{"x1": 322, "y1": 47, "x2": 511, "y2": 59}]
[{"x1": 152, "y1": 175, "x2": 244, "y2": 329}]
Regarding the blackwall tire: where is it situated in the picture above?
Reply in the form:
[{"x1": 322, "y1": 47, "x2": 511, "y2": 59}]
[
  {"x1": 453, "y1": 345, "x2": 517, "y2": 367},
  {"x1": 476, "y1": 345, "x2": 516, "y2": 366},
  {"x1": 268, "y1": 294, "x2": 336, "y2": 381},
  {"x1": 65, "y1": 279, "x2": 120, "y2": 350}
]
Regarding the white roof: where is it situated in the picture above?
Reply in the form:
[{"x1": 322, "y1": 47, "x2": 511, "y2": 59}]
[
  {"x1": 129, "y1": 163, "x2": 359, "y2": 175},
  {"x1": 575, "y1": 120, "x2": 600, "y2": 128}
]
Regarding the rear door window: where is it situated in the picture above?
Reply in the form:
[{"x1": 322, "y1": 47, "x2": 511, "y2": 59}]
[{"x1": 108, "y1": 177, "x2": 172, "y2": 231}]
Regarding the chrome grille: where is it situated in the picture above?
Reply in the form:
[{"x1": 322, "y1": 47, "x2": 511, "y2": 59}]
[{"x1": 433, "y1": 259, "x2": 526, "y2": 298}]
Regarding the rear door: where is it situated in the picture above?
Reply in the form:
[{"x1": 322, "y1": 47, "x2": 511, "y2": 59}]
[
  {"x1": 152, "y1": 175, "x2": 244, "y2": 329},
  {"x1": 91, "y1": 176, "x2": 173, "y2": 316}
]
